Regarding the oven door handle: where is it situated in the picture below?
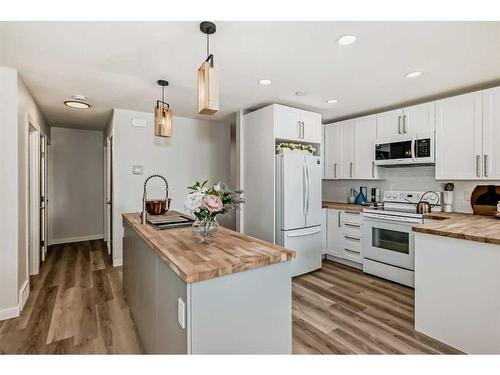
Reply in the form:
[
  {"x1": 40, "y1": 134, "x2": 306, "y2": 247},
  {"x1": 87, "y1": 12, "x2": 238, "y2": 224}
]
[{"x1": 364, "y1": 216, "x2": 421, "y2": 225}]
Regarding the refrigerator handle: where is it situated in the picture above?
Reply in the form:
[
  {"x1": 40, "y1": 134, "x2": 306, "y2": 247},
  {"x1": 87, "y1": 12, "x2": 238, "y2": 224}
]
[
  {"x1": 302, "y1": 163, "x2": 307, "y2": 216},
  {"x1": 306, "y1": 162, "x2": 310, "y2": 216},
  {"x1": 285, "y1": 228, "x2": 322, "y2": 237}
]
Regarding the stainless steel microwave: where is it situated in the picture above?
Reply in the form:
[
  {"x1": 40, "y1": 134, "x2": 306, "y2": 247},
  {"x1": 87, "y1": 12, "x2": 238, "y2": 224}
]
[{"x1": 374, "y1": 134, "x2": 434, "y2": 166}]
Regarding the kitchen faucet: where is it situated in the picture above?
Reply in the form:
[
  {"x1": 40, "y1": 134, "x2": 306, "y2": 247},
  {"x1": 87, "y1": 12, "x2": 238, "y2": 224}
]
[{"x1": 141, "y1": 174, "x2": 169, "y2": 224}]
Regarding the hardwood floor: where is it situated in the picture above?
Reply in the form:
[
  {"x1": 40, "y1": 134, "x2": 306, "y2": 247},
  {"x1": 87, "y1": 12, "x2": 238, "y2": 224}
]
[
  {"x1": 0, "y1": 242, "x2": 460, "y2": 354},
  {"x1": 292, "y1": 260, "x2": 462, "y2": 354},
  {"x1": 0, "y1": 240, "x2": 143, "y2": 354}
]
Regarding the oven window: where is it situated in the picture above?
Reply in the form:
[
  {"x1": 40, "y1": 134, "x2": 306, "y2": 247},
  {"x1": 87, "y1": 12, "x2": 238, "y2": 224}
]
[{"x1": 372, "y1": 227, "x2": 409, "y2": 254}]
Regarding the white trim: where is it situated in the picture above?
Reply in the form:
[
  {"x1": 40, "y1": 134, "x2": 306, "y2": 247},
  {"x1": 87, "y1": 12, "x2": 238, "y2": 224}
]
[
  {"x1": 18, "y1": 279, "x2": 30, "y2": 312},
  {"x1": 49, "y1": 234, "x2": 104, "y2": 245},
  {"x1": 0, "y1": 305, "x2": 19, "y2": 321},
  {"x1": 325, "y1": 254, "x2": 363, "y2": 270},
  {"x1": 113, "y1": 258, "x2": 123, "y2": 267}
]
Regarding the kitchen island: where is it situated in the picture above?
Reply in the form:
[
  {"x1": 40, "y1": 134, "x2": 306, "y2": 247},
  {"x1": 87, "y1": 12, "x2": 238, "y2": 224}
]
[
  {"x1": 122, "y1": 212, "x2": 295, "y2": 354},
  {"x1": 413, "y1": 212, "x2": 500, "y2": 354}
]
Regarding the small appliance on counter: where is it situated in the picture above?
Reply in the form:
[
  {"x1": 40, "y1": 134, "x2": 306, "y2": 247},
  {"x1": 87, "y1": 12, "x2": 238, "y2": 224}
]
[{"x1": 471, "y1": 185, "x2": 500, "y2": 216}]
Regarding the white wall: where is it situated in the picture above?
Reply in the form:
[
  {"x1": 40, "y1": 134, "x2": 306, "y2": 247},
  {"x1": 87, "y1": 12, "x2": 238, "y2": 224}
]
[
  {"x1": 49, "y1": 127, "x2": 104, "y2": 244},
  {"x1": 323, "y1": 166, "x2": 500, "y2": 213},
  {"x1": 17, "y1": 76, "x2": 49, "y2": 293},
  {"x1": 0, "y1": 67, "x2": 19, "y2": 319},
  {"x1": 111, "y1": 109, "x2": 231, "y2": 266}
]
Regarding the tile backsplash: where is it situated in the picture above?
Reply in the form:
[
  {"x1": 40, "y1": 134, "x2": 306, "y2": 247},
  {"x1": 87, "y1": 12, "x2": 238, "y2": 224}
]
[{"x1": 322, "y1": 166, "x2": 500, "y2": 213}]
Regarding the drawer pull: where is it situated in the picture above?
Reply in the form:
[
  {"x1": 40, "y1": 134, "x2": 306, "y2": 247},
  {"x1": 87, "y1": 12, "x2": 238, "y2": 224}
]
[
  {"x1": 344, "y1": 210, "x2": 360, "y2": 215},
  {"x1": 345, "y1": 248, "x2": 360, "y2": 255},
  {"x1": 344, "y1": 235, "x2": 360, "y2": 242},
  {"x1": 344, "y1": 222, "x2": 361, "y2": 228}
]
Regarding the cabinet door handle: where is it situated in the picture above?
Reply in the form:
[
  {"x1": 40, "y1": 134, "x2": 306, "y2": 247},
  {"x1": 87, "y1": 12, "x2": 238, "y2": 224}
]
[
  {"x1": 297, "y1": 121, "x2": 300, "y2": 139},
  {"x1": 344, "y1": 235, "x2": 361, "y2": 242},
  {"x1": 476, "y1": 155, "x2": 481, "y2": 177},
  {"x1": 372, "y1": 161, "x2": 375, "y2": 178},
  {"x1": 398, "y1": 116, "x2": 402, "y2": 134},
  {"x1": 350, "y1": 162, "x2": 353, "y2": 178},
  {"x1": 484, "y1": 155, "x2": 488, "y2": 177},
  {"x1": 301, "y1": 121, "x2": 305, "y2": 139},
  {"x1": 344, "y1": 248, "x2": 360, "y2": 255},
  {"x1": 338, "y1": 211, "x2": 341, "y2": 228},
  {"x1": 334, "y1": 163, "x2": 337, "y2": 179},
  {"x1": 344, "y1": 222, "x2": 361, "y2": 228}
]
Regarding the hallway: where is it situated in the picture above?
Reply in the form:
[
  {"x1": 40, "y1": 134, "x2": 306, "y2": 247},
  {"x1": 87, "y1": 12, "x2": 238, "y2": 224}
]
[{"x1": 0, "y1": 240, "x2": 143, "y2": 354}]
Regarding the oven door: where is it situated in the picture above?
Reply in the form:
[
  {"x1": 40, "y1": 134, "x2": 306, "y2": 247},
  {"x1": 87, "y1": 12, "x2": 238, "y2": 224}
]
[{"x1": 363, "y1": 216, "x2": 415, "y2": 270}]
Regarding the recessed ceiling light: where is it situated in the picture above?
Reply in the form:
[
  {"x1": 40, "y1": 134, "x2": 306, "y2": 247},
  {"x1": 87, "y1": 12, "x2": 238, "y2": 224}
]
[
  {"x1": 405, "y1": 71, "x2": 423, "y2": 78},
  {"x1": 258, "y1": 79, "x2": 272, "y2": 85},
  {"x1": 336, "y1": 35, "x2": 357, "y2": 46},
  {"x1": 326, "y1": 99, "x2": 338, "y2": 104},
  {"x1": 64, "y1": 100, "x2": 91, "y2": 109}
]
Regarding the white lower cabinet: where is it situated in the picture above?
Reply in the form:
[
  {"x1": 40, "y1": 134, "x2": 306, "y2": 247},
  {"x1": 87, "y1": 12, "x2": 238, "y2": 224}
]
[{"x1": 326, "y1": 208, "x2": 364, "y2": 265}]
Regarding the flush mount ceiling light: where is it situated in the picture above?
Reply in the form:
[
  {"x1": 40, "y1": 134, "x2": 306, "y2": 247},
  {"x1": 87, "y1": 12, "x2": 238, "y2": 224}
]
[
  {"x1": 336, "y1": 35, "x2": 357, "y2": 46},
  {"x1": 154, "y1": 80, "x2": 172, "y2": 137},
  {"x1": 405, "y1": 71, "x2": 423, "y2": 78},
  {"x1": 326, "y1": 99, "x2": 339, "y2": 104},
  {"x1": 64, "y1": 95, "x2": 90, "y2": 109},
  {"x1": 258, "y1": 79, "x2": 272, "y2": 85},
  {"x1": 198, "y1": 21, "x2": 219, "y2": 115}
]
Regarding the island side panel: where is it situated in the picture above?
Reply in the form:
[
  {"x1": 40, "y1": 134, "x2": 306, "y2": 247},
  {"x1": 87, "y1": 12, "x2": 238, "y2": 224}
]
[
  {"x1": 415, "y1": 233, "x2": 500, "y2": 354},
  {"x1": 189, "y1": 261, "x2": 292, "y2": 354}
]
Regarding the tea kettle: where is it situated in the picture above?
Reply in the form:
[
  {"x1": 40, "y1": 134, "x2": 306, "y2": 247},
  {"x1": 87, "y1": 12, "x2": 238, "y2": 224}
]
[{"x1": 414, "y1": 191, "x2": 440, "y2": 214}]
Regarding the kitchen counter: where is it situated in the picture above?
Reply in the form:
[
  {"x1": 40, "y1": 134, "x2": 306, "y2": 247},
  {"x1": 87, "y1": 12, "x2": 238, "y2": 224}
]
[
  {"x1": 414, "y1": 212, "x2": 500, "y2": 245},
  {"x1": 123, "y1": 212, "x2": 295, "y2": 283},
  {"x1": 322, "y1": 201, "x2": 365, "y2": 212},
  {"x1": 122, "y1": 211, "x2": 294, "y2": 354}
]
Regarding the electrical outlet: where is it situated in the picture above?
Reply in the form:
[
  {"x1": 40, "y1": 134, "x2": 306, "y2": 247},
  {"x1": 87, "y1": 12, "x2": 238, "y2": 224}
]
[{"x1": 464, "y1": 191, "x2": 471, "y2": 201}]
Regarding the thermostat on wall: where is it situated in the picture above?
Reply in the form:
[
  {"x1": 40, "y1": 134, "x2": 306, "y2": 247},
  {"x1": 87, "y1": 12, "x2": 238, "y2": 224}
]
[
  {"x1": 131, "y1": 118, "x2": 147, "y2": 127},
  {"x1": 132, "y1": 165, "x2": 143, "y2": 175}
]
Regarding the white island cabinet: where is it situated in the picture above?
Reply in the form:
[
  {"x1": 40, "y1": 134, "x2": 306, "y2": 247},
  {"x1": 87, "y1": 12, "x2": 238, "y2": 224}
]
[
  {"x1": 415, "y1": 232, "x2": 500, "y2": 354},
  {"x1": 122, "y1": 212, "x2": 295, "y2": 354}
]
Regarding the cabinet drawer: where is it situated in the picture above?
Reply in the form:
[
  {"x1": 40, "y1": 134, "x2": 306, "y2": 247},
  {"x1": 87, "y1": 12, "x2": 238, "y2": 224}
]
[
  {"x1": 341, "y1": 210, "x2": 363, "y2": 225},
  {"x1": 342, "y1": 246, "x2": 363, "y2": 263},
  {"x1": 342, "y1": 234, "x2": 362, "y2": 248}
]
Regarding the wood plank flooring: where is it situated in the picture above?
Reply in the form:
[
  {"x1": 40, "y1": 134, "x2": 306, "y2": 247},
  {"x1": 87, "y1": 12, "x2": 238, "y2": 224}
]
[
  {"x1": 292, "y1": 260, "x2": 462, "y2": 354},
  {"x1": 0, "y1": 240, "x2": 143, "y2": 354},
  {"x1": 0, "y1": 241, "x2": 460, "y2": 354}
]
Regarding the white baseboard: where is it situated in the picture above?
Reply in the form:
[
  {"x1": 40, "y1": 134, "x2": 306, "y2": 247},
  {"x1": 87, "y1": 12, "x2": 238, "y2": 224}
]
[
  {"x1": 49, "y1": 234, "x2": 104, "y2": 245},
  {"x1": 18, "y1": 279, "x2": 30, "y2": 312},
  {"x1": 113, "y1": 258, "x2": 123, "y2": 267},
  {"x1": 325, "y1": 255, "x2": 363, "y2": 270},
  {"x1": 0, "y1": 305, "x2": 19, "y2": 321}
]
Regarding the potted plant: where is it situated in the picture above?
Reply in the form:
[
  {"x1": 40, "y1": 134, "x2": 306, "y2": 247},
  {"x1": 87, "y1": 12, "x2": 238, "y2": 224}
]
[
  {"x1": 301, "y1": 144, "x2": 317, "y2": 154},
  {"x1": 184, "y1": 181, "x2": 244, "y2": 242},
  {"x1": 276, "y1": 143, "x2": 293, "y2": 154}
]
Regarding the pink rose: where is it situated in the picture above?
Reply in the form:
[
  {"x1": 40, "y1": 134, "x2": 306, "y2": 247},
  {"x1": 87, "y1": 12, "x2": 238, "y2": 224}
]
[{"x1": 203, "y1": 194, "x2": 223, "y2": 213}]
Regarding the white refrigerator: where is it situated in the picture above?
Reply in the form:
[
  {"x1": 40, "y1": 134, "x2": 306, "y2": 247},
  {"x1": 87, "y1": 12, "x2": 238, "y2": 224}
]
[{"x1": 275, "y1": 153, "x2": 322, "y2": 277}]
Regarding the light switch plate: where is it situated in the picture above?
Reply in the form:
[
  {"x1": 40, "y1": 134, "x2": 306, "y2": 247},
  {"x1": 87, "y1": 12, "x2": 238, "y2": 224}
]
[
  {"x1": 131, "y1": 118, "x2": 147, "y2": 127},
  {"x1": 132, "y1": 165, "x2": 143, "y2": 175},
  {"x1": 177, "y1": 298, "x2": 186, "y2": 329}
]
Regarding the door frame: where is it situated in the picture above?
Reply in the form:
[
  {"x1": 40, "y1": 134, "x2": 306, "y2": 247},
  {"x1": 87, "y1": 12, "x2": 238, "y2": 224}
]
[
  {"x1": 105, "y1": 136, "x2": 113, "y2": 257},
  {"x1": 27, "y1": 120, "x2": 41, "y2": 275}
]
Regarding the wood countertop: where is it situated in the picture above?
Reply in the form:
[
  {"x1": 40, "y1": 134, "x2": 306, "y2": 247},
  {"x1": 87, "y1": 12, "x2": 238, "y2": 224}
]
[
  {"x1": 414, "y1": 212, "x2": 500, "y2": 245},
  {"x1": 122, "y1": 212, "x2": 295, "y2": 283},
  {"x1": 322, "y1": 201, "x2": 365, "y2": 212}
]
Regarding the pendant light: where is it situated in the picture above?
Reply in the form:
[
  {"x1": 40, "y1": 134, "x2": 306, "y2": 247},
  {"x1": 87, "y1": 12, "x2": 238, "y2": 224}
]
[
  {"x1": 154, "y1": 80, "x2": 172, "y2": 137},
  {"x1": 198, "y1": 21, "x2": 219, "y2": 115}
]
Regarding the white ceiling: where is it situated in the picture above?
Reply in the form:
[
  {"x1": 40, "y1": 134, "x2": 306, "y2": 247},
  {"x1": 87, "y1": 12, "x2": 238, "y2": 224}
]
[{"x1": 1, "y1": 21, "x2": 499, "y2": 130}]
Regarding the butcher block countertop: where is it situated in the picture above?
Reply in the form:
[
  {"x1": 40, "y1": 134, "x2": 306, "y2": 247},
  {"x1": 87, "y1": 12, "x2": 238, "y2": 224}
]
[
  {"x1": 322, "y1": 201, "x2": 365, "y2": 212},
  {"x1": 122, "y1": 212, "x2": 295, "y2": 283},
  {"x1": 414, "y1": 212, "x2": 500, "y2": 245}
]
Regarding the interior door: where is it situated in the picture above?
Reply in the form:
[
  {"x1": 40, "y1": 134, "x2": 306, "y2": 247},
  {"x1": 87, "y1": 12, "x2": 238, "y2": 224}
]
[
  {"x1": 323, "y1": 124, "x2": 340, "y2": 179},
  {"x1": 280, "y1": 153, "x2": 305, "y2": 230},
  {"x1": 354, "y1": 115, "x2": 377, "y2": 179},
  {"x1": 301, "y1": 111, "x2": 321, "y2": 143},
  {"x1": 376, "y1": 109, "x2": 403, "y2": 140},
  {"x1": 275, "y1": 105, "x2": 300, "y2": 141},
  {"x1": 40, "y1": 134, "x2": 47, "y2": 262},
  {"x1": 339, "y1": 120, "x2": 354, "y2": 179},
  {"x1": 435, "y1": 91, "x2": 482, "y2": 179},
  {"x1": 483, "y1": 86, "x2": 500, "y2": 179},
  {"x1": 305, "y1": 155, "x2": 322, "y2": 228}
]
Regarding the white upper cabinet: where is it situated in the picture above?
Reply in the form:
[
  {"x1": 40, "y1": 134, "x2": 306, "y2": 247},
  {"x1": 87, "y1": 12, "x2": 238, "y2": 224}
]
[
  {"x1": 403, "y1": 102, "x2": 436, "y2": 137},
  {"x1": 275, "y1": 105, "x2": 321, "y2": 143},
  {"x1": 376, "y1": 109, "x2": 403, "y2": 141},
  {"x1": 482, "y1": 86, "x2": 500, "y2": 179},
  {"x1": 338, "y1": 120, "x2": 355, "y2": 179},
  {"x1": 323, "y1": 124, "x2": 340, "y2": 179},
  {"x1": 354, "y1": 115, "x2": 378, "y2": 179},
  {"x1": 301, "y1": 111, "x2": 322, "y2": 143},
  {"x1": 435, "y1": 91, "x2": 483, "y2": 179}
]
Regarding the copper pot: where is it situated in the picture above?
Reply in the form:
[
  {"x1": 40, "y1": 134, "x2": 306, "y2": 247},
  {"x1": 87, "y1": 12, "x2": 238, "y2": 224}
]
[{"x1": 146, "y1": 198, "x2": 171, "y2": 215}]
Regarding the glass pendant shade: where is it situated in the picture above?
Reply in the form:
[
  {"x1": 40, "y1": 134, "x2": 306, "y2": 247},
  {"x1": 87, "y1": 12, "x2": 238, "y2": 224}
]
[
  {"x1": 197, "y1": 60, "x2": 219, "y2": 115},
  {"x1": 154, "y1": 103, "x2": 172, "y2": 137}
]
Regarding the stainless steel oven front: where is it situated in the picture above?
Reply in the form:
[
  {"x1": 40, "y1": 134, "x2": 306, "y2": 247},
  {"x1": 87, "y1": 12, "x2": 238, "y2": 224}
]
[{"x1": 363, "y1": 214, "x2": 420, "y2": 271}]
